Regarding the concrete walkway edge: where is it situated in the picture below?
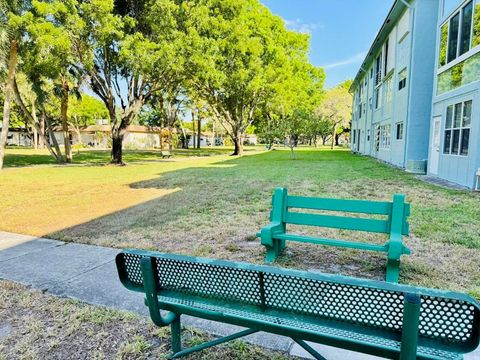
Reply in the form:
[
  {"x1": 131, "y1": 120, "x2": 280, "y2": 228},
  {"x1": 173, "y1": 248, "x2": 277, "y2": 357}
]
[{"x1": 0, "y1": 231, "x2": 479, "y2": 360}]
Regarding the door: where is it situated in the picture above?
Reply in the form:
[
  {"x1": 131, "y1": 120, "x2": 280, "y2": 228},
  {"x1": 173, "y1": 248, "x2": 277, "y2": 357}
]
[{"x1": 429, "y1": 116, "x2": 441, "y2": 175}]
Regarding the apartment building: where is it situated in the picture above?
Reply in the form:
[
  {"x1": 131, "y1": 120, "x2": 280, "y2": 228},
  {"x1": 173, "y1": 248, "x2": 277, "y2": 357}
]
[
  {"x1": 428, "y1": 0, "x2": 480, "y2": 188},
  {"x1": 350, "y1": 0, "x2": 440, "y2": 173}
]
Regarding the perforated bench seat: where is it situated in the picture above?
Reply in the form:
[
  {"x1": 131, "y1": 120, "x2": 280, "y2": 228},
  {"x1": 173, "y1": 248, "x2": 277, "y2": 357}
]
[{"x1": 116, "y1": 249, "x2": 480, "y2": 360}]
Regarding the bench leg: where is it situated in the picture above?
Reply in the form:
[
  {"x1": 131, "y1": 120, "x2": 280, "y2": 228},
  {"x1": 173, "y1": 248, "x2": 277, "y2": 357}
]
[
  {"x1": 265, "y1": 245, "x2": 277, "y2": 263},
  {"x1": 386, "y1": 258, "x2": 400, "y2": 283},
  {"x1": 265, "y1": 239, "x2": 284, "y2": 263},
  {"x1": 171, "y1": 315, "x2": 182, "y2": 355},
  {"x1": 169, "y1": 328, "x2": 258, "y2": 358},
  {"x1": 400, "y1": 293, "x2": 421, "y2": 360},
  {"x1": 292, "y1": 339, "x2": 327, "y2": 360}
]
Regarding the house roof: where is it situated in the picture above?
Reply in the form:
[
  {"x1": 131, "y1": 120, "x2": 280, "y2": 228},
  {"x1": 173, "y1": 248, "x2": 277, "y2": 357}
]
[
  {"x1": 54, "y1": 125, "x2": 167, "y2": 133},
  {"x1": 349, "y1": 0, "x2": 410, "y2": 93}
]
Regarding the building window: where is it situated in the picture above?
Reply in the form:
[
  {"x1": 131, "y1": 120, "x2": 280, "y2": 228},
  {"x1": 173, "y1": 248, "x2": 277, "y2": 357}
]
[
  {"x1": 375, "y1": 53, "x2": 382, "y2": 86},
  {"x1": 384, "y1": 75, "x2": 393, "y2": 104},
  {"x1": 440, "y1": 1, "x2": 480, "y2": 67},
  {"x1": 460, "y1": 1, "x2": 473, "y2": 55},
  {"x1": 398, "y1": 68, "x2": 407, "y2": 90},
  {"x1": 375, "y1": 125, "x2": 380, "y2": 151},
  {"x1": 380, "y1": 124, "x2": 391, "y2": 149},
  {"x1": 437, "y1": 50, "x2": 480, "y2": 94},
  {"x1": 358, "y1": 103, "x2": 362, "y2": 119},
  {"x1": 443, "y1": 100, "x2": 471, "y2": 155},
  {"x1": 366, "y1": 129, "x2": 370, "y2": 141},
  {"x1": 370, "y1": 67, "x2": 373, "y2": 79},
  {"x1": 439, "y1": 23, "x2": 448, "y2": 67},
  {"x1": 396, "y1": 122, "x2": 404, "y2": 140},
  {"x1": 374, "y1": 87, "x2": 382, "y2": 109},
  {"x1": 448, "y1": 12, "x2": 460, "y2": 63},
  {"x1": 384, "y1": 39, "x2": 389, "y2": 76},
  {"x1": 352, "y1": 129, "x2": 357, "y2": 145}
]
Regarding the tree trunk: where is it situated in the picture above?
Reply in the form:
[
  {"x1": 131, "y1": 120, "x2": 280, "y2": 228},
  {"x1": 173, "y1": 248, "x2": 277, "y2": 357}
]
[
  {"x1": 44, "y1": 111, "x2": 63, "y2": 162},
  {"x1": 331, "y1": 124, "x2": 337, "y2": 150},
  {"x1": 111, "y1": 131, "x2": 125, "y2": 165},
  {"x1": 192, "y1": 110, "x2": 196, "y2": 148},
  {"x1": 39, "y1": 115, "x2": 45, "y2": 149},
  {"x1": 61, "y1": 80, "x2": 72, "y2": 162},
  {"x1": 232, "y1": 136, "x2": 243, "y2": 156},
  {"x1": 335, "y1": 133, "x2": 340, "y2": 146},
  {"x1": 31, "y1": 100, "x2": 38, "y2": 149},
  {"x1": 197, "y1": 117, "x2": 201, "y2": 149},
  {"x1": 0, "y1": 39, "x2": 18, "y2": 170},
  {"x1": 12, "y1": 77, "x2": 63, "y2": 162}
]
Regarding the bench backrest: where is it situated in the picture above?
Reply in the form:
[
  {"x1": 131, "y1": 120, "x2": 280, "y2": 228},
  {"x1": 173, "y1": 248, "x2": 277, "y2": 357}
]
[
  {"x1": 270, "y1": 187, "x2": 410, "y2": 236},
  {"x1": 117, "y1": 249, "x2": 480, "y2": 354}
]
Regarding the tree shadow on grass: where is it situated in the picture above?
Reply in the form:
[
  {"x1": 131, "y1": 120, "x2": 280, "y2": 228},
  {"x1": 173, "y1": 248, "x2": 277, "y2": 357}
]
[{"x1": 46, "y1": 149, "x2": 403, "y2": 280}]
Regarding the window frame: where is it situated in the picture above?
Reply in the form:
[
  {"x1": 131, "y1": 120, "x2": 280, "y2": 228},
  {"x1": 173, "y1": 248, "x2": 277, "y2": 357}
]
[
  {"x1": 379, "y1": 124, "x2": 391, "y2": 149},
  {"x1": 398, "y1": 68, "x2": 407, "y2": 91},
  {"x1": 443, "y1": 99, "x2": 472, "y2": 156},
  {"x1": 395, "y1": 122, "x2": 404, "y2": 140},
  {"x1": 438, "y1": 0, "x2": 478, "y2": 72}
]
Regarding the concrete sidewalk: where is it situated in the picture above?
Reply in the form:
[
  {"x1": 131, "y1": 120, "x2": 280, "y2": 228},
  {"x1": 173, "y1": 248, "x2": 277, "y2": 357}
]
[{"x1": 0, "y1": 231, "x2": 478, "y2": 360}]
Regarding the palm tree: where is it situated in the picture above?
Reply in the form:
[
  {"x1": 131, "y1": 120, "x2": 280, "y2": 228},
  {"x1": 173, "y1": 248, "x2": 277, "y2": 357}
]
[{"x1": 0, "y1": 0, "x2": 22, "y2": 170}]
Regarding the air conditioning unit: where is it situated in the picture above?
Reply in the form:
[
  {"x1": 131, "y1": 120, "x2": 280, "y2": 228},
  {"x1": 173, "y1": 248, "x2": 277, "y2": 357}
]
[{"x1": 406, "y1": 160, "x2": 427, "y2": 174}]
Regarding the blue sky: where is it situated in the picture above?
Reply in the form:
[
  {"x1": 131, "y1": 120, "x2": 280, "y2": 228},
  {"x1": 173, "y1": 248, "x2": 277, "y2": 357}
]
[{"x1": 261, "y1": 0, "x2": 393, "y2": 88}]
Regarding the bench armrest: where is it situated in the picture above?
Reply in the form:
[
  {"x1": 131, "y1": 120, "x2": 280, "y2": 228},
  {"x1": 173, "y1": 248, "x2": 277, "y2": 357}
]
[
  {"x1": 140, "y1": 257, "x2": 178, "y2": 327},
  {"x1": 387, "y1": 234, "x2": 411, "y2": 260},
  {"x1": 258, "y1": 222, "x2": 284, "y2": 247}
]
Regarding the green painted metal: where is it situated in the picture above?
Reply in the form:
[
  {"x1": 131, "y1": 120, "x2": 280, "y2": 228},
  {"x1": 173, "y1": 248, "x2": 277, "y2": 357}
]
[
  {"x1": 400, "y1": 293, "x2": 421, "y2": 360},
  {"x1": 170, "y1": 328, "x2": 258, "y2": 359},
  {"x1": 116, "y1": 249, "x2": 480, "y2": 360},
  {"x1": 293, "y1": 338, "x2": 328, "y2": 360},
  {"x1": 258, "y1": 187, "x2": 411, "y2": 282},
  {"x1": 275, "y1": 233, "x2": 389, "y2": 252},
  {"x1": 140, "y1": 257, "x2": 177, "y2": 327},
  {"x1": 287, "y1": 195, "x2": 392, "y2": 215},
  {"x1": 285, "y1": 212, "x2": 390, "y2": 233},
  {"x1": 171, "y1": 316, "x2": 182, "y2": 354}
]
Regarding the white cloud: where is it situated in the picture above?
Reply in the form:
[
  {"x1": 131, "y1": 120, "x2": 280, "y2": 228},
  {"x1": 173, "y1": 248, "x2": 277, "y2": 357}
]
[
  {"x1": 321, "y1": 51, "x2": 367, "y2": 70},
  {"x1": 283, "y1": 18, "x2": 324, "y2": 34}
]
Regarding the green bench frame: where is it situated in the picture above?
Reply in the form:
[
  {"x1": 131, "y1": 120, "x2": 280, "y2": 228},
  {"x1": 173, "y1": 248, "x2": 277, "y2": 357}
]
[
  {"x1": 116, "y1": 249, "x2": 480, "y2": 360},
  {"x1": 257, "y1": 187, "x2": 411, "y2": 282}
]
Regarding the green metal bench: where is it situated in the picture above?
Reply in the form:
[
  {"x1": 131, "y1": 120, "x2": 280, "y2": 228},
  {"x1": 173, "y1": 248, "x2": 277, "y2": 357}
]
[
  {"x1": 116, "y1": 249, "x2": 480, "y2": 360},
  {"x1": 257, "y1": 187, "x2": 411, "y2": 282},
  {"x1": 161, "y1": 150, "x2": 172, "y2": 159}
]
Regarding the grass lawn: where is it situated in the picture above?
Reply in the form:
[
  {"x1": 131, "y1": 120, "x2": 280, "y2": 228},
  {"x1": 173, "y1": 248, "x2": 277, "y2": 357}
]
[
  {"x1": 0, "y1": 146, "x2": 479, "y2": 298},
  {"x1": 0, "y1": 280, "x2": 291, "y2": 360},
  {"x1": 2, "y1": 146, "x2": 259, "y2": 167}
]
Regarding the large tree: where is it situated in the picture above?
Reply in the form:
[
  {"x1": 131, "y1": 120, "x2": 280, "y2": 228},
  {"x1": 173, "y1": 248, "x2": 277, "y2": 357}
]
[
  {"x1": 184, "y1": 0, "x2": 321, "y2": 155},
  {"x1": 76, "y1": 0, "x2": 187, "y2": 164},
  {"x1": 316, "y1": 82, "x2": 352, "y2": 149}
]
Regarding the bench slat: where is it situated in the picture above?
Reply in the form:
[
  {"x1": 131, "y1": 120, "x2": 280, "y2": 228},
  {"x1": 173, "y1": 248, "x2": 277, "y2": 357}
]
[
  {"x1": 285, "y1": 212, "x2": 390, "y2": 233},
  {"x1": 275, "y1": 233, "x2": 388, "y2": 252},
  {"x1": 287, "y1": 195, "x2": 393, "y2": 215}
]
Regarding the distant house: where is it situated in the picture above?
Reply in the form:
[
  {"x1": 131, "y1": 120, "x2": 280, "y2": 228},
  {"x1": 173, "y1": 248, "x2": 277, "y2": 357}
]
[
  {"x1": 244, "y1": 134, "x2": 257, "y2": 145},
  {"x1": 187, "y1": 130, "x2": 226, "y2": 147},
  {"x1": 53, "y1": 125, "x2": 164, "y2": 149},
  {"x1": 5, "y1": 128, "x2": 32, "y2": 147}
]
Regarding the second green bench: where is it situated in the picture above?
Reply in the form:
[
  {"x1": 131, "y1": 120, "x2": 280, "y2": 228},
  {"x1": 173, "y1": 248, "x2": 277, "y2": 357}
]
[{"x1": 257, "y1": 187, "x2": 411, "y2": 282}]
